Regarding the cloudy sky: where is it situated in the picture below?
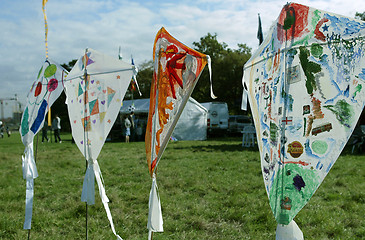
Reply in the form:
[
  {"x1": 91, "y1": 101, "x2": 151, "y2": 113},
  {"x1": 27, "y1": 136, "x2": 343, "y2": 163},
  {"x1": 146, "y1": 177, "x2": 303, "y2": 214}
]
[{"x1": 0, "y1": 0, "x2": 363, "y2": 117}]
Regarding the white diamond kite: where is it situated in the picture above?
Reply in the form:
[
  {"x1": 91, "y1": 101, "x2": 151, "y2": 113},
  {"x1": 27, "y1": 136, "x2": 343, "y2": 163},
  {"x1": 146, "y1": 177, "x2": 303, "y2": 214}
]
[
  {"x1": 242, "y1": 3, "x2": 365, "y2": 239},
  {"x1": 64, "y1": 48, "x2": 135, "y2": 239},
  {"x1": 145, "y1": 27, "x2": 215, "y2": 239},
  {"x1": 20, "y1": 59, "x2": 67, "y2": 229}
]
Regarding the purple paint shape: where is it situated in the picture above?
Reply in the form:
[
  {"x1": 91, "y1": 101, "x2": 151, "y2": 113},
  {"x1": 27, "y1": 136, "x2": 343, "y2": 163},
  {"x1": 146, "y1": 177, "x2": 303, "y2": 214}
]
[
  {"x1": 92, "y1": 120, "x2": 96, "y2": 124},
  {"x1": 79, "y1": 99, "x2": 82, "y2": 103},
  {"x1": 101, "y1": 100, "x2": 105, "y2": 105},
  {"x1": 71, "y1": 100, "x2": 74, "y2": 103},
  {"x1": 91, "y1": 80, "x2": 94, "y2": 84},
  {"x1": 81, "y1": 80, "x2": 84, "y2": 85},
  {"x1": 81, "y1": 140, "x2": 83, "y2": 144}
]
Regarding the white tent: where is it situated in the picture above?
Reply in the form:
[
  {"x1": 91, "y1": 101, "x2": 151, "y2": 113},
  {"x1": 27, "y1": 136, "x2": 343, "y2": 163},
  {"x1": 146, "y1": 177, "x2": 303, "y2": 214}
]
[{"x1": 120, "y1": 97, "x2": 207, "y2": 141}]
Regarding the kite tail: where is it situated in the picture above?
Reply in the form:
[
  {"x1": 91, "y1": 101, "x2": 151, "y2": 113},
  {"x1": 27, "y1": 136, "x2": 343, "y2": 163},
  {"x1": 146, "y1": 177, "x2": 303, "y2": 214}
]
[
  {"x1": 81, "y1": 160, "x2": 95, "y2": 205},
  {"x1": 93, "y1": 160, "x2": 123, "y2": 240},
  {"x1": 207, "y1": 55, "x2": 217, "y2": 99},
  {"x1": 132, "y1": 65, "x2": 142, "y2": 96},
  {"x1": 22, "y1": 141, "x2": 38, "y2": 229},
  {"x1": 147, "y1": 173, "x2": 163, "y2": 239},
  {"x1": 276, "y1": 220, "x2": 303, "y2": 240}
]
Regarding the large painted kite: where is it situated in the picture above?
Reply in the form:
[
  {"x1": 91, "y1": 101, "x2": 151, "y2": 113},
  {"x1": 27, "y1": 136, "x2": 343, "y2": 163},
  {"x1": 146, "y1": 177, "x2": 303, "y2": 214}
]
[
  {"x1": 64, "y1": 48, "x2": 135, "y2": 239},
  {"x1": 242, "y1": 3, "x2": 365, "y2": 239},
  {"x1": 20, "y1": 59, "x2": 67, "y2": 229},
  {"x1": 145, "y1": 27, "x2": 214, "y2": 239}
]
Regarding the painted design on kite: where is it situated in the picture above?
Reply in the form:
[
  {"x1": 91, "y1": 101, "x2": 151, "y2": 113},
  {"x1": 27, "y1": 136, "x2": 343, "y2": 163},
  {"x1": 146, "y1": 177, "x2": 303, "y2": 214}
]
[
  {"x1": 242, "y1": 2, "x2": 365, "y2": 237},
  {"x1": 146, "y1": 27, "x2": 208, "y2": 175}
]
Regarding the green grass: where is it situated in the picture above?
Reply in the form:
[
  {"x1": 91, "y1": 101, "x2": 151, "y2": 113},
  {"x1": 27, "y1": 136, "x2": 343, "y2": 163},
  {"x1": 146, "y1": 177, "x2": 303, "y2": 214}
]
[{"x1": 0, "y1": 132, "x2": 364, "y2": 239}]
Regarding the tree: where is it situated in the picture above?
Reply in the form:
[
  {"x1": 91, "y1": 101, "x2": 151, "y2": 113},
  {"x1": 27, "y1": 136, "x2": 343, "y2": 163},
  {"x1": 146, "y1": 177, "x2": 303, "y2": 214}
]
[
  {"x1": 192, "y1": 33, "x2": 252, "y2": 114},
  {"x1": 355, "y1": 12, "x2": 365, "y2": 21}
]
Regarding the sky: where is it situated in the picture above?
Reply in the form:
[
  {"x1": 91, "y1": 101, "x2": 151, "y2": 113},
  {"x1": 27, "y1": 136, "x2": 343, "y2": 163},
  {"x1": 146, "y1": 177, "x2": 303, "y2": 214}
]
[{"x1": 0, "y1": 0, "x2": 363, "y2": 118}]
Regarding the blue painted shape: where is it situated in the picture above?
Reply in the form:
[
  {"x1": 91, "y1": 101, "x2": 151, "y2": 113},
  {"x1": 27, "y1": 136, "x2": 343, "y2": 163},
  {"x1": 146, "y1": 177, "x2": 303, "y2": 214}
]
[{"x1": 30, "y1": 99, "x2": 48, "y2": 134}]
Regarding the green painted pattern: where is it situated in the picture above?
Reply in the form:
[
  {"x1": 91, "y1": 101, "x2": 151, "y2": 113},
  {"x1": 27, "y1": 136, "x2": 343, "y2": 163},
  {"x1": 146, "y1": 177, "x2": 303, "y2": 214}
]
[
  {"x1": 21, "y1": 107, "x2": 29, "y2": 137},
  {"x1": 325, "y1": 99, "x2": 354, "y2": 128},
  {"x1": 311, "y1": 43, "x2": 323, "y2": 58},
  {"x1": 269, "y1": 163, "x2": 319, "y2": 225},
  {"x1": 299, "y1": 46, "x2": 322, "y2": 95},
  {"x1": 311, "y1": 140, "x2": 328, "y2": 154},
  {"x1": 37, "y1": 66, "x2": 43, "y2": 80},
  {"x1": 44, "y1": 64, "x2": 57, "y2": 78}
]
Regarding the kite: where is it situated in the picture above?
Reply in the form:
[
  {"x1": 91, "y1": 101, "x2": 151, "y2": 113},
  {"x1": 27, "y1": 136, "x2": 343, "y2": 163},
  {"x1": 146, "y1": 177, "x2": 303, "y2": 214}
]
[
  {"x1": 242, "y1": 2, "x2": 365, "y2": 239},
  {"x1": 20, "y1": 59, "x2": 67, "y2": 229},
  {"x1": 19, "y1": 0, "x2": 68, "y2": 230},
  {"x1": 64, "y1": 48, "x2": 135, "y2": 239},
  {"x1": 145, "y1": 27, "x2": 215, "y2": 239}
]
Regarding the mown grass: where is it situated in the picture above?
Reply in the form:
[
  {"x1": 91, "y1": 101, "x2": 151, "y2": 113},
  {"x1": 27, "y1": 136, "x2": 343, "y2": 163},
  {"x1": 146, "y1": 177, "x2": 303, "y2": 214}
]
[{"x1": 0, "y1": 132, "x2": 364, "y2": 239}]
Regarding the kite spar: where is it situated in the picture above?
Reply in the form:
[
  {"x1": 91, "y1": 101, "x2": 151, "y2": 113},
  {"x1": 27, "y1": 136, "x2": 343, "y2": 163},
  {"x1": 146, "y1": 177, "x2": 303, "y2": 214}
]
[
  {"x1": 145, "y1": 27, "x2": 215, "y2": 239},
  {"x1": 64, "y1": 48, "x2": 136, "y2": 239},
  {"x1": 243, "y1": 2, "x2": 365, "y2": 239},
  {"x1": 20, "y1": 0, "x2": 67, "y2": 232}
]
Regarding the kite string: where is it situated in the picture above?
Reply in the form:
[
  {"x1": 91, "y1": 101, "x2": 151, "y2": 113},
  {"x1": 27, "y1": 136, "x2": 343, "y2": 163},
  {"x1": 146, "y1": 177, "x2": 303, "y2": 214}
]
[{"x1": 42, "y1": 0, "x2": 49, "y2": 59}]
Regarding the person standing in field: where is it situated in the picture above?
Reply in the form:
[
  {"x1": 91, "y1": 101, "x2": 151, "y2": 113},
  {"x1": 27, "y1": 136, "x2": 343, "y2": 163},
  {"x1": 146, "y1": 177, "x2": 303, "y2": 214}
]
[
  {"x1": 124, "y1": 115, "x2": 131, "y2": 143},
  {"x1": 42, "y1": 121, "x2": 49, "y2": 143},
  {"x1": 52, "y1": 114, "x2": 62, "y2": 143}
]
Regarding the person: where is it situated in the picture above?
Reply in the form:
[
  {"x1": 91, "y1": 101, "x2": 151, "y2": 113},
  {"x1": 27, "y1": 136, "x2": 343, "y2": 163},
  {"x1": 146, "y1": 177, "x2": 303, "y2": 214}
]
[
  {"x1": 136, "y1": 122, "x2": 143, "y2": 141},
  {"x1": 6, "y1": 125, "x2": 10, "y2": 137},
  {"x1": 0, "y1": 121, "x2": 3, "y2": 138},
  {"x1": 129, "y1": 111, "x2": 135, "y2": 141},
  {"x1": 42, "y1": 121, "x2": 49, "y2": 143},
  {"x1": 52, "y1": 114, "x2": 62, "y2": 143},
  {"x1": 124, "y1": 115, "x2": 131, "y2": 143}
]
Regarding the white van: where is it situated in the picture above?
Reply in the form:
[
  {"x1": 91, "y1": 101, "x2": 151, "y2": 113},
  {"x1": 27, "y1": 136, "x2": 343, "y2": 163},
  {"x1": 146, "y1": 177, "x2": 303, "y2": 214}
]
[{"x1": 201, "y1": 102, "x2": 229, "y2": 135}]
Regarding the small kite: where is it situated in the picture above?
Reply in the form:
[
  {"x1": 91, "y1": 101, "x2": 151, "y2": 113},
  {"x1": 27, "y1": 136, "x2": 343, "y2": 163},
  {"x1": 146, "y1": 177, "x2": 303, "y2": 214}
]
[
  {"x1": 64, "y1": 48, "x2": 135, "y2": 239},
  {"x1": 20, "y1": 59, "x2": 67, "y2": 229},
  {"x1": 145, "y1": 27, "x2": 215, "y2": 239},
  {"x1": 242, "y1": 2, "x2": 365, "y2": 239}
]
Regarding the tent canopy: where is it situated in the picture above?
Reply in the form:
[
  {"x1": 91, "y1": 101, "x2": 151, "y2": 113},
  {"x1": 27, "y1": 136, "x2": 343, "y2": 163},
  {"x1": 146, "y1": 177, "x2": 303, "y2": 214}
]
[{"x1": 120, "y1": 97, "x2": 207, "y2": 141}]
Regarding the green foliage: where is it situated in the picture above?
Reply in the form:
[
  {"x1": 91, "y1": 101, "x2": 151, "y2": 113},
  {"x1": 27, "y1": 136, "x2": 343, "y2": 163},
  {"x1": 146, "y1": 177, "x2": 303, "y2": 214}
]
[
  {"x1": 192, "y1": 33, "x2": 252, "y2": 114},
  {"x1": 355, "y1": 12, "x2": 365, "y2": 21},
  {"x1": 1, "y1": 133, "x2": 364, "y2": 239}
]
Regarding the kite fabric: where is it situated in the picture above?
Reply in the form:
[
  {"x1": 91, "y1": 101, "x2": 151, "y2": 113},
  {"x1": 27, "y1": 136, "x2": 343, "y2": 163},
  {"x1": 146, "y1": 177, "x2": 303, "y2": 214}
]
[
  {"x1": 145, "y1": 27, "x2": 214, "y2": 239},
  {"x1": 243, "y1": 2, "x2": 365, "y2": 238},
  {"x1": 20, "y1": 59, "x2": 67, "y2": 229},
  {"x1": 64, "y1": 48, "x2": 135, "y2": 240}
]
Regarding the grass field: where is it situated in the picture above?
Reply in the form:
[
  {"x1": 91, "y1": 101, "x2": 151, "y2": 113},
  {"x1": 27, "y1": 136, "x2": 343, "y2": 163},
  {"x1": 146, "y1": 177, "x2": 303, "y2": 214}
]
[{"x1": 0, "y1": 132, "x2": 364, "y2": 239}]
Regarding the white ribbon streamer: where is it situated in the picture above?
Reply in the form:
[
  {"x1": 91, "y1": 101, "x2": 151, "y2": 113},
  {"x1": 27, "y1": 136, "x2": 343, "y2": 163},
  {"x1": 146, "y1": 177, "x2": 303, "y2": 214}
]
[
  {"x1": 22, "y1": 142, "x2": 38, "y2": 230},
  {"x1": 81, "y1": 160, "x2": 95, "y2": 205},
  {"x1": 147, "y1": 174, "x2": 163, "y2": 239},
  {"x1": 276, "y1": 220, "x2": 303, "y2": 240},
  {"x1": 23, "y1": 178, "x2": 34, "y2": 230},
  {"x1": 82, "y1": 159, "x2": 123, "y2": 240},
  {"x1": 206, "y1": 55, "x2": 217, "y2": 99},
  {"x1": 241, "y1": 87, "x2": 248, "y2": 111}
]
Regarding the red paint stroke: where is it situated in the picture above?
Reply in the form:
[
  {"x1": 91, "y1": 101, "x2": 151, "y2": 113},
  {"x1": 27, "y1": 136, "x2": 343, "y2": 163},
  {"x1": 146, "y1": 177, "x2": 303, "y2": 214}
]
[
  {"x1": 285, "y1": 160, "x2": 309, "y2": 166},
  {"x1": 34, "y1": 82, "x2": 42, "y2": 97},
  {"x1": 277, "y1": 3, "x2": 309, "y2": 43},
  {"x1": 166, "y1": 45, "x2": 186, "y2": 99},
  {"x1": 314, "y1": 18, "x2": 329, "y2": 42}
]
